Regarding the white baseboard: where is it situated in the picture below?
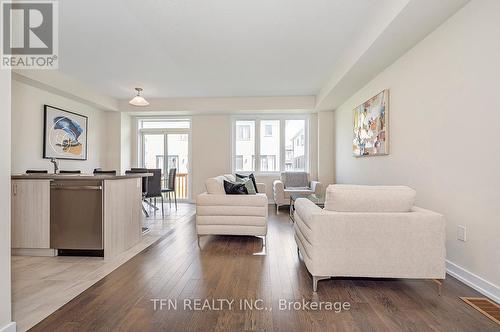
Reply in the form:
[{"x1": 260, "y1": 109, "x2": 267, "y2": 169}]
[
  {"x1": 12, "y1": 248, "x2": 57, "y2": 257},
  {"x1": 0, "y1": 322, "x2": 16, "y2": 332},
  {"x1": 446, "y1": 260, "x2": 500, "y2": 304}
]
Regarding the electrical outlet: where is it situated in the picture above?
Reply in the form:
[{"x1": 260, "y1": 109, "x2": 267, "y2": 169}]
[{"x1": 457, "y1": 225, "x2": 467, "y2": 242}]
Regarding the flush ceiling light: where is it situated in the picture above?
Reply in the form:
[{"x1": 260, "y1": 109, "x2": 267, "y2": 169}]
[{"x1": 129, "y1": 87, "x2": 149, "y2": 106}]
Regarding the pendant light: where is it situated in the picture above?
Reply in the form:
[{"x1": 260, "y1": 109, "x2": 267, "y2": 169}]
[{"x1": 129, "y1": 87, "x2": 149, "y2": 106}]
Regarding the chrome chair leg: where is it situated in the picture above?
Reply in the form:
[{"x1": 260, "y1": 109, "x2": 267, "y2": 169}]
[
  {"x1": 161, "y1": 195, "x2": 164, "y2": 217},
  {"x1": 174, "y1": 191, "x2": 177, "y2": 210}
]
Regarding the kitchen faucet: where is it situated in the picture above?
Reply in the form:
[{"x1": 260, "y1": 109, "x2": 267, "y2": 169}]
[{"x1": 50, "y1": 158, "x2": 59, "y2": 174}]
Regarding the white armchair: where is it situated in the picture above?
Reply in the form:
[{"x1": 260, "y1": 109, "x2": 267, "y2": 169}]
[
  {"x1": 196, "y1": 174, "x2": 268, "y2": 246},
  {"x1": 294, "y1": 185, "x2": 446, "y2": 292},
  {"x1": 273, "y1": 172, "x2": 322, "y2": 213}
]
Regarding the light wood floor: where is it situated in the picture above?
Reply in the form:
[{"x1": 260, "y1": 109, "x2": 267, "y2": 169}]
[
  {"x1": 28, "y1": 206, "x2": 498, "y2": 331},
  {"x1": 12, "y1": 203, "x2": 196, "y2": 332}
]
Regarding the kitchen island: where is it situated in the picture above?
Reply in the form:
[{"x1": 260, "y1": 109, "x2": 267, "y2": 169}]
[{"x1": 11, "y1": 173, "x2": 150, "y2": 259}]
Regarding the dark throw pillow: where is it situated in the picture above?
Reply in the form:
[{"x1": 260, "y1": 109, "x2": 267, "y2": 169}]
[
  {"x1": 236, "y1": 178, "x2": 256, "y2": 194},
  {"x1": 223, "y1": 180, "x2": 249, "y2": 195},
  {"x1": 235, "y1": 173, "x2": 259, "y2": 193}
]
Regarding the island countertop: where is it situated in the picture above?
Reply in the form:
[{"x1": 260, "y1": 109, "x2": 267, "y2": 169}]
[
  {"x1": 11, "y1": 172, "x2": 150, "y2": 259},
  {"x1": 11, "y1": 173, "x2": 153, "y2": 180}
]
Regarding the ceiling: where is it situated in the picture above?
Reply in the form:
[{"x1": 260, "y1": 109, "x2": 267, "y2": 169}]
[{"x1": 59, "y1": 0, "x2": 404, "y2": 99}]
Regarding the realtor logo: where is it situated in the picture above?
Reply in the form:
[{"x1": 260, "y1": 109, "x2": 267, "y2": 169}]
[{"x1": 1, "y1": 0, "x2": 58, "y2": 69}]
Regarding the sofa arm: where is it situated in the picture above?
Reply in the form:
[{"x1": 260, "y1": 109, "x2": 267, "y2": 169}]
[
  {"x1": 197, "y1": 192, "x2": 267, "y2": 207},
  {"x1": 273, "y1": 179, "x2": 284, "y2": 200},
  {"x1": 310, "y1": 181, "x2": 322, "y2": 195},
  {"x1": 294, "y1": 205, "x2": 446, "y2": 278},
  {"x1": 294, "y1": 198, "x2": 324, "y2": 229},
  {"x1": 256, "y1": 183, "x2": 267, "y2": 195}
]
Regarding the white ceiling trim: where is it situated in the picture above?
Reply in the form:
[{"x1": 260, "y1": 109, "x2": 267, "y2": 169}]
[
  {"x1": 12, "y1": 70, "x2": 118, "y2": 111},
  {"x1": 118, "y1": 95, "x2": 315, "y2": 113},
  {"x1": 316, "y1": 0, "x2": 470, "y2": 111}
]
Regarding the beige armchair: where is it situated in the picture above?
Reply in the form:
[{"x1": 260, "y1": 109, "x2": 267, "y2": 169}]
[
  {"x1": 196, "y1": 174, "x2": 268, "y2": 245},
  {"x1": 273, "y1": 172, "x2": 322, "y2": 213},
  {"x1": 294, "y1": 185, "x2": 446, "y2": 292}
]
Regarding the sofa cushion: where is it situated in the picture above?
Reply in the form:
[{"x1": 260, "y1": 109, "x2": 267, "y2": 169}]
[
  {"x1": 236, "y1": 173, "x2": 258, "y2": 193},
  {"x1": 224, "y1": 174, "x2": 236, "y2": 182},
  {"x1": 197, "y1": 192, "x2": 268, "y2": 206},
  {"x1": 324, "y1": 184, "x2": 416, "y2": 213},
  {"x1": 205, "y1": 175, "x2": 229, "y2": 194},
  {"x1": 223, "y1": 180, "x2": 248, "y2": 195},
  {"x1": 284, "y1": 188, "x2": 314, "y2": 199},
  {"x1": 205, "y1": 176, "x2": 223, "y2": 194},
  {"x1": 236, "y1": 178, "x2": 257, "y2": 194},
  {"x1": 281, "y1": 172, "x2": 308, "y2": 188}
]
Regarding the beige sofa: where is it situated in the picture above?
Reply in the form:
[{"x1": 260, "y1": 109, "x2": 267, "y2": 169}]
[
  {"x1": 294, "y1": 184, "x2": 446, "y2": 292},
  {"x1": 273, "y1": 172, "x2": 322, "y2": 213},
  {"x1": 196, "y1": 174, "x2": 268, "y2": 245}
]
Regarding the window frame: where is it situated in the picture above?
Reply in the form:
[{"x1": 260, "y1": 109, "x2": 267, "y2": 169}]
[
  {"x1": 138, "y1": 118, "x2": 191, "y2": 129},
  {"x1": 264, "y1": 124, "x2": 273, "y2": 137},
  {"x1": 231, "y1": 114, "x2": 310, "y2": 175},
  {"x1": 136, "y1": 116, "x2": 192, "y2": 200},
  {"x1": 236, "y1": 124, "x2": 251, "y2": 141}
]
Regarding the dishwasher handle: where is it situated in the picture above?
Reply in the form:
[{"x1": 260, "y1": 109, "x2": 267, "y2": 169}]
[{"x1": 50, "y1": 184, "x2": 102, "y2": 190}]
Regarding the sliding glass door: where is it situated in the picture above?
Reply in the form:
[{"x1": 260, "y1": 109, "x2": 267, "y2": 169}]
[
  {"x1": 140, "y1": 121, "x2": 191, "y2": 200},
  {"x1": 143, "y1": 134, "x2": 165, "y2": 171},
  {"x1": 166, "y1": 133, "x2": 189, "y2": 199}
]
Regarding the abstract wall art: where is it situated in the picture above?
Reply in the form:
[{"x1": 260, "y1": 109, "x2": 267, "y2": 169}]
[
  {"x1": 43, "y1": 105, "x2": 88, "y2": 160},
  {"x1": 353, "y1": 90, "x2": 389, "y2": 157}
]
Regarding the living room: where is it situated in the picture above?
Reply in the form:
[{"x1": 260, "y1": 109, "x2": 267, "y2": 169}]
[{"x1": 1, "y1": 0, "x2": 499, "y2": 331}]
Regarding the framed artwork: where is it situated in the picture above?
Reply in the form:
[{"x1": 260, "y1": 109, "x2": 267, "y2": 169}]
[
  {"x1": 353, "y1": 89, "x2": 389, "y2": 157},
  {"x1": 43, "y1": 105, "x2": 88, "y2": 160}
]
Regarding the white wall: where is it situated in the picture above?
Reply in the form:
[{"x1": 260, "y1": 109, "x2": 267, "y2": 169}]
[
  {"x1": 0, "y1": 70, "x2": 13, "y2": 330},
  {"x1": 104, "y1": 111, "x2": 121, "y2": 171},
  {"x1": 129, "y1": 115, "x2": 227, "y2": 199},
  {"x1": 317, "y1": 111, "x2": 334, "y2": 193},
  {"x1": 120, "y1": 113, "x2": 132, "y2": 172},
  {"x1": 130, "y1": 113, "x2": 329, "y2": 200},
  {"x1": 334, "y1": 0, "x2": 500, "y2": 291},
  {"x1": 191, "y1": 115, "x2": 232, "y2": 197},
  {"x1": 11, "y1": 79, "x2": 111, "y2": 173}
]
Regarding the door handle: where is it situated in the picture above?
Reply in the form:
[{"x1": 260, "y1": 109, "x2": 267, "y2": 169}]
[{"x1": 50, "y1": 185, "x2": 102, "y2": 190}]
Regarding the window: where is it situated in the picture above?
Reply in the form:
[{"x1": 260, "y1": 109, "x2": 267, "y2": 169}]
[
  {"x1": 138, "y1": 118, "x2": 191, "y2": 199},
  {"x1": 167, "y1": 155, "x2": 179, "y2": 169},
  {"x1": 233, "y1": 117, "x2": 308, "y2": 173},
  {"x1": 264, "y1": 124, "x2": 273, "y2": 137},
  {"x1": 235, "y1": 120, "x2": 255, "y2": 171},
  {"x1": 260, "y1": 120, "x2": 280, "y2": 172},
  {"x1": 285, "y1": 119, "x2": 306, "y2": 171},
  {"x1": 235, "y1": 155, "x2": 243, "y2": 170},
  {"x1": 139, "y1": 119, "x2": 190, "y2": 129},
  {"x1": 156, "y1": 155, "x2": 164, "y2": 170},
  {"x1": 237, "y1": 124, "x2": 251, "y2": 141},
  {"x1": 143, "y1": 134, "x2": 164, "y2": 170},
  {"x1": 260, "y1": 155, "x2": 276, "y2": 172}
]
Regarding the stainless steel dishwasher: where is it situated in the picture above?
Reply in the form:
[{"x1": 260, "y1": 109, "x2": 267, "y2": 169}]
[{"x1": 50, "y1": 180, "x2": 104, "y2": 256}]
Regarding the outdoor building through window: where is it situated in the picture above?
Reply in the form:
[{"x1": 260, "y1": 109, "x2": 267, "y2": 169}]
[
  {"x1": 233, "y1": 117, "x2": 308, "y2": 173},
  {"x1": 234, "y1": 121, "x2": 255, "y2": 171}
]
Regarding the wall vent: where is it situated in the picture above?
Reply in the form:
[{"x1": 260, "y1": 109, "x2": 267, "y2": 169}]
[{"x1": 461, "y1": 297, "x2": 500, "y2": 325}]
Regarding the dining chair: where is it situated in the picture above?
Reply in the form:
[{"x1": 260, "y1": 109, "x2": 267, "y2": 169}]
[
  {"x1": 162, "y1": 168, "x2": 177, "y2": 211},
  {"x1": 126, "y1": 168, "x2": 150, "y2": 217},
  {"x1": 144, "y1": 169, "x2": 164, "y2": 217}
]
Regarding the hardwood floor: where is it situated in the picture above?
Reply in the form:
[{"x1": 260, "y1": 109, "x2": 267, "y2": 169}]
[
  {"x1": 12, "y1": 203, "x2": 196, "y2": 332},
  {"x1": 30, "y1": 206, "x2": 498, "y2": 331}
]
